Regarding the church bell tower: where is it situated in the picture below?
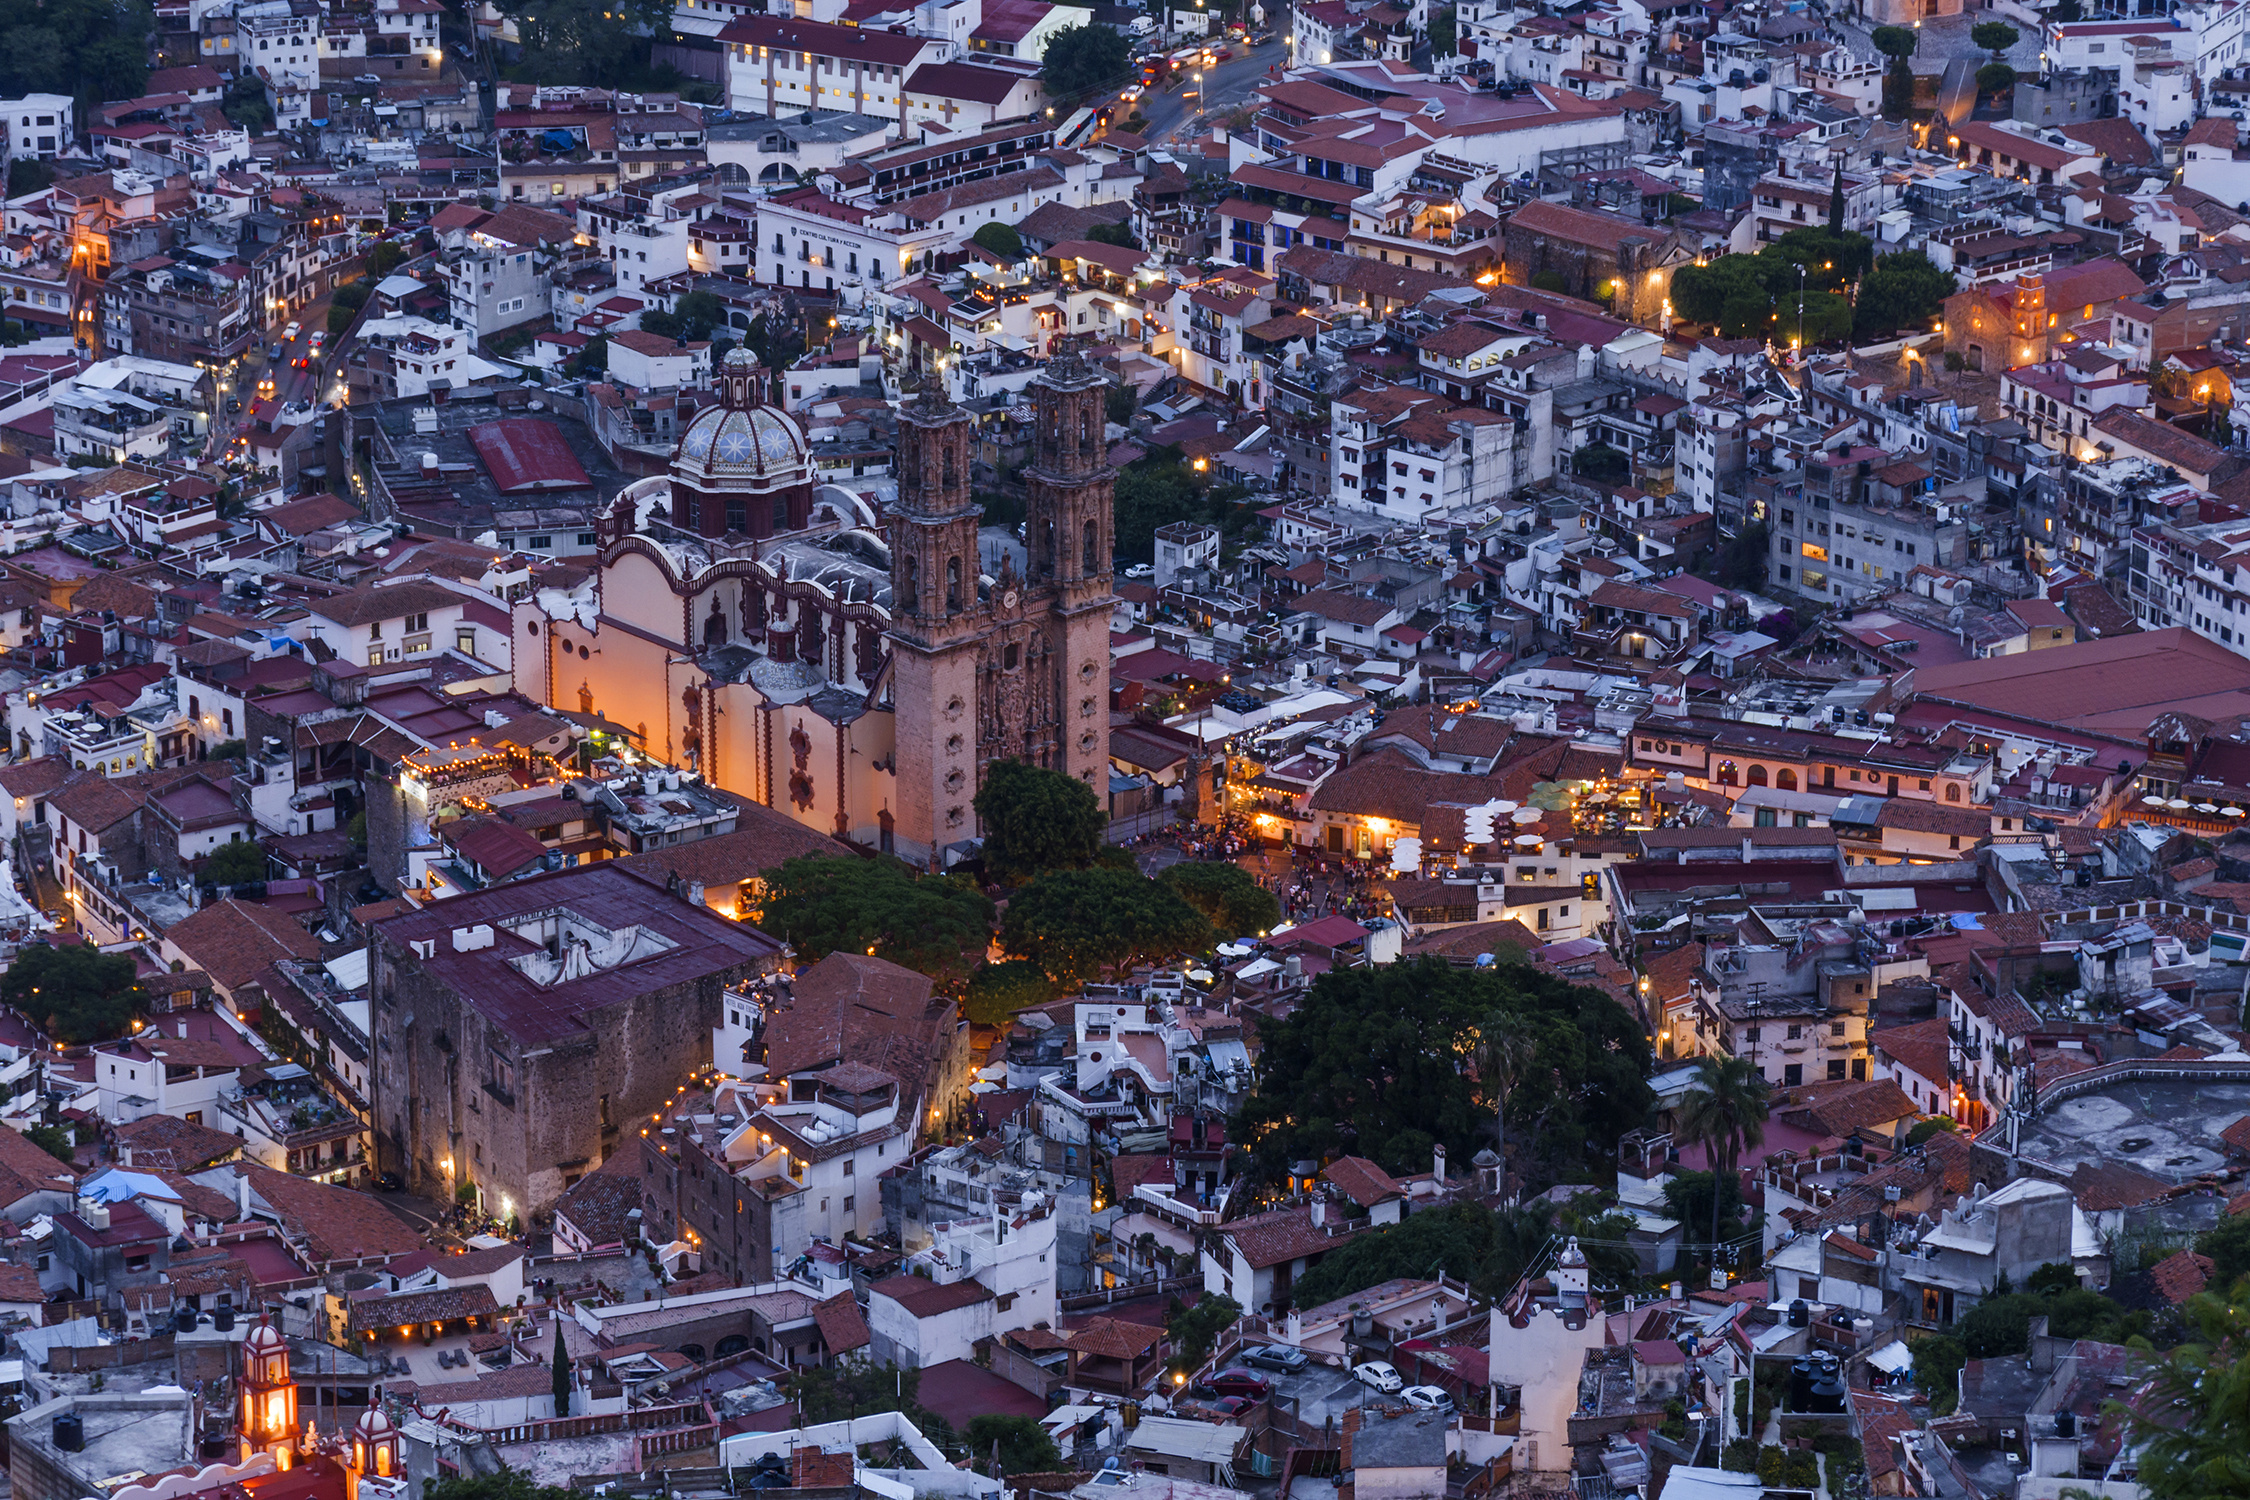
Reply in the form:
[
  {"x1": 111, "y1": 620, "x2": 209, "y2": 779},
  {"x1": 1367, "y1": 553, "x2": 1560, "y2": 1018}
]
[
  {"x1": 1021, "y1": 350, "x2": 1117, "y2": 790},
  {"x1": 888, "y1": 383, "x2": 986, "y2": 862}
]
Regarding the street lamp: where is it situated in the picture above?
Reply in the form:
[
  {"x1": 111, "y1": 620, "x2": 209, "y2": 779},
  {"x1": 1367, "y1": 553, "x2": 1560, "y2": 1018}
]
[{"x1": 1796, "y1": 262, "x2": 1806, "y2": 358}]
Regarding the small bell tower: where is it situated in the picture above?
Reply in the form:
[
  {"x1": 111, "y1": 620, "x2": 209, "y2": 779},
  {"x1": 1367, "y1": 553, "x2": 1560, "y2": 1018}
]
[
  {"x1": 239, "y1": 1316, "x2": 298, "y2": 1467},
  {"x1": 346, "y1": 1401, "x2": 405, "y2": 1500}
]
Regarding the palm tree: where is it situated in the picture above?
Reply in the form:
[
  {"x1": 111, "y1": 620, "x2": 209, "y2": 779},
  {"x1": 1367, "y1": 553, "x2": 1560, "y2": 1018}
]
[
  {"x1": 1474, "y1": 1013, "x2": 1536, "y2": 1193},
  {"x1": 1675, "y1": 1054, "x2": 1771, "y2": 1278}
]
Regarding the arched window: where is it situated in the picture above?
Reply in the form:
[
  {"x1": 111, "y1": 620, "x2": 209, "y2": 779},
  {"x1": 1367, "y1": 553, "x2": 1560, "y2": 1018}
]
[
  {"x1": 945, "y1": 556, "x2": 961, "y2": 613},
  {"x1": 1079, "y1": 406, "x2": 1091, "y2": 448},
  {"x1": 1083, "y1": 519, "x2": 1098, "y2": 574},
  {"x1": 1746, "y1": 764, "x2": 1769, "y2": 788},
  {"x1": 1946, "y1": 784, "x2": 1962, "y2": 802},
  {"x1": 942, "y1": 441, "x2": 955, "y2": 489},
  {"x1": 903, "y1": 555, "x2": 919, "y2": 610},
  {"x1": 1776, "y1": 768, "x2": 1798, "y2": 792},
  {"x1": 1716, "y1": 760, "x2": 1738, "y2": 787}
]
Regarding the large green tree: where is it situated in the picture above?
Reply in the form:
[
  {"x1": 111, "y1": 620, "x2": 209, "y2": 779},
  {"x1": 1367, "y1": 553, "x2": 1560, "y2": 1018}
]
[
  {"x1": 1762, "y1": 226, "x2": 1873, "y2": 289},
  {"x1": 963, "y1": 1414, "x2": 1064, "y2": 1476},
  {"x1": 1853, "y1": 250, "x2": 1954, "y2": 338},
  {"x1": 1872, "y1": 25, "x2": 1917, "y2": 118},
  {"x1": 1286, "y1": 1199, "x2": 1635, "y2": 1313},
  {"x1": 1, "y1": 943, "x2": 145, "y2": 1045},
  {"x1": 756, "y1": 855, "x2": 995, "y2": 983},
  {"x1": 1158, "y1": 862, "x2": 1281, "y2": 940},
  {"x1": 425, "y1": 1473, "x2": 577, "y2": 1500},
  {"x1": 1970, "y1": 20, "x2": 2019, "y2": 55},
  {"x1": 961, "y1": 959, "x2": 1055, "y2": 1027},
  {"x1": 2126, "y1": 1287, "x2": 2250, "y2": 1499},
  {"x1": 1232, "y1": 957, "x2": 1652, "y2": 1185},
  {"x1": 1000, "y1": 867, "x2": 1211, "y2": 987},
  {"x1": 1670, "y1": 256, "x2": 1780, "y2": 339},
  {"x1": 1042, "y1": 23, "x2": 1134, "y2": 97},
  {"x1": 640, "y1": 291, "x2": 729, "y2": 343},
  {"x1": 490, "y1": 0, "x2": 674, "y2": 86},
  {"x1": 1166, "y1": 1293, "x2": 1241, "y2": 1371},
  {"x1": 975, "y1": 759, "x2": 1107, "y2": 885},
  {"x1": 202, "y1": 839, "x2": 267, "y2": 887},
  {"x1": 0, "y1": 0, "x2": 151, "y2": 112}
]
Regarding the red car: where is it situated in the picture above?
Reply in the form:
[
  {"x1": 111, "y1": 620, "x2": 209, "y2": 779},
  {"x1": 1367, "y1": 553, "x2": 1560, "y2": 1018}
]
[{"x1": 1206, "y1": 1369, "x2": 1272, "y2": 1400}]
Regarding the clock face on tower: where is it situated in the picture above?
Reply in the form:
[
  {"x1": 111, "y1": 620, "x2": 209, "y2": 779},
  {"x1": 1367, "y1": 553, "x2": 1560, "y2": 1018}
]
[{"x1": 1003, "y1": 589, "x2": 1019, "y2": 610}]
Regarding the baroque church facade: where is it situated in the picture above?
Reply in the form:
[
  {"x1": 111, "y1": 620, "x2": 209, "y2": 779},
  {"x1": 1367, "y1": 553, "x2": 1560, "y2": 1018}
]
[{"x1": 518, "y1": 346, "x2": 1116, "y2": 865}]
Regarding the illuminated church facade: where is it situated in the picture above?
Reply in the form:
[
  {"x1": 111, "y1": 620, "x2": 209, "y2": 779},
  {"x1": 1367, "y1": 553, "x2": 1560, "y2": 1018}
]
[{"x1": 516, "y1": 348, "x2": 1118, "y2": 865}]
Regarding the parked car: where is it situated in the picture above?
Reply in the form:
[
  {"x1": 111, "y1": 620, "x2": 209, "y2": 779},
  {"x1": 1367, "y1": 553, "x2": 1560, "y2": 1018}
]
[
  {"x1": 375, "y1": 1171, "x2": 404, "y2": 1191},
  {"x1": 1243, "y1": 1344, "x2": 1310, "y2": 1373},
  {"x1": 1198, "y1": 1396, "x2": 1254, "y2": 1417},
  {"x1": 1354, "y1": 1361, "x2": 1403, "y2": 1395},
  {"x1": 1124, "y1": 562, "x2": 1155, "y2": 578},
  {"x1": 1206, "y1": 1368, "x2": 1272, "y2": 1400},
  {"x1": 1401, "y1": 1386, "x2": 1454, "y2": 1412}
]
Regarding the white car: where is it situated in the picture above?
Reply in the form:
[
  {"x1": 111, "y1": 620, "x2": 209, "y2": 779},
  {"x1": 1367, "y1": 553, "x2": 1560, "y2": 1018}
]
[
  {"x1": 283, "y1": 321, "x2": 302, "y2": 341},
  {"x1": 1124, "y1": 562, "x2": 1155, "y2": 578},
  {"x1": 1121, "y1": 85, "x2": 1144, "y2": 101},
  {"x1": 1353, "y1": 1361, "x2": 1403, "y2": 1395},
  {"x1": 1401, "y1": 1385, "x2": 1454, "y2": 1412}
]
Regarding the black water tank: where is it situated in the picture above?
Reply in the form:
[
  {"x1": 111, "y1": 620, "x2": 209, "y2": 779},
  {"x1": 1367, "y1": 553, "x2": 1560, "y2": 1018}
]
[
  {"x1": 174, "y1": 1306, "x2": 197, "y2": 1335},
  {"x1": 1789, "y1": 1357, "x2": 1815, "y2": 1410},
  {"x1": 1807, "y1": 1352, "x2": 1846, "y2": 1413},
  {"x1": 1788, "y1": 1297, "x2": 1810, "y2": 1327},
  {"x1": 2055, "y1": 1410, "x2": 2077, "y2": 1437},
  {"x1": 54, "y1": 1413, "x2": 83, "y2": 1452},
  {"x1": 213, "y1": 1305, "x2": 236, "y2": 1332}
]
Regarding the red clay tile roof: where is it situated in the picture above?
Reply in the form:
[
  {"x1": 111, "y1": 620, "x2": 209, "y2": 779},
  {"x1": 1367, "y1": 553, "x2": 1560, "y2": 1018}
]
[
  {"x1": 2152, "y1": 1248, "x2": 2213, "y2": 1304},
  {"x1": 1322, "y1": 1156, "x2": 1404, "y2": 1208},
  {"x1": 1219, "y1": 1204, "x2": 1364, "y2": 1268},
  {"x1": 1067, "y1": 1316, "x2": 1162, "y2": 1360},
  {"x1": 815, "y1": 1290, "x2": 872, "y2": 1354},
  {"x1": 2069, "y1": 1159, "x2": 2172, "y2": 1212}
]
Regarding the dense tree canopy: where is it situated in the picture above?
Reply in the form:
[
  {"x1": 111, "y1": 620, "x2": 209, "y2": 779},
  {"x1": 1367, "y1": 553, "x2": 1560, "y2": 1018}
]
[
  {"x1": 490, "y1": 0, "x2": 675, "y2": 87},
  {"x1": 2, "y1": 944, "x2": 145, "y2": 1045},
  {"x1": 1669, "y1": 233, "x2": 1871, "y2": 343},
  {"x1": 424, "y1": 1471, "x2": 575, "y2": 1500},
  {"x1": 1166, "y1": 1294, "x2": 1241, "y2": 1370},
  {"x1": 1000, "y1": 867, "x2": 1212, "y2": 987},
  {"x1": 1970, "y1": 20, "x2": 2019, "y2": 54},
  {"x1": 975, "y1": 759, "x2": 1108, "y2": 885},
  {"x1": 1853, "y1": 250, "x2": 1954, "y2": 338},
  {"x1": 1286, "y1": 1198, "x2": 1637, "y2": 1314},
  {"x1": 971, "y1": 222, "x2": 1024, "y2": 260},
  {"x1": 963, "y1": 1415, "x2": 1063, "y2": 1476},
  {"x1": 2130, "y1": 1286, "x2": 2250, "y2": 1499},
  {"x1": 1157, "y1": 862, "x2": 1281, "y2": 940},
  {"x1": 961, "y1": 959, "x2": 1056, "y2": 1027},
  {"x1": 202, "y1": 839, "x2": 267, "y2": 887},
  {"x1": 757, "y1": 855, "x2": 995, "y2": 983},
  {"x1": 1231, "y1": 957, "x2": 1653, "y2": 1186},
  {"x1": 1042, "y1": 24, "x2": 1134, "y2": 96},
  {"x1": 640, "y1": 290, "x2": 729, "y2": 342},
  {"x1": 0, "y1": 0, "x2": 150, "y2": 110}
]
